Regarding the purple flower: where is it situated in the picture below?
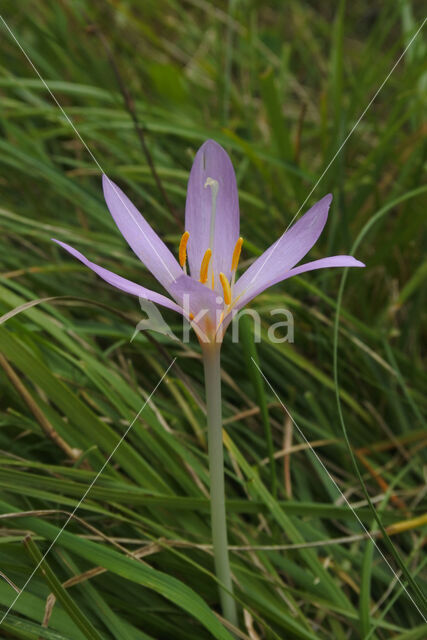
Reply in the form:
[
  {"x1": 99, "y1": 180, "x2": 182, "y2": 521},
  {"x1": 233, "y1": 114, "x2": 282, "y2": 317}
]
[{"x1": 53, "y1": 140, "x2": 364, "y2": 342}]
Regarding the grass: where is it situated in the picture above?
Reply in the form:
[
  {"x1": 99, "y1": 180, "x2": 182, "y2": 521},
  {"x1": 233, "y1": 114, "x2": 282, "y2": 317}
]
[{"x1": 0, "y1": 1, "x2": 426, "y2": 638}]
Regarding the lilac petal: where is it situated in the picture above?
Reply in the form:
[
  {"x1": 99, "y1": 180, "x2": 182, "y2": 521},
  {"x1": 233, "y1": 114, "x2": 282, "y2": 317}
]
[
  {"x1": 52, "y1": 239, "x2": 183, "y2": 314},
  {"x1": 234, "y1": 194, "x2": 333, "y2": 302},
  {"x1": 102, "y1": 175, "x2": 182, "y2": 292},
  {"x1": 169, "y1": 274, "x2": 224, "y2": 341},
  {"x1": 185, "y1": 140, "x2": 239, "y2": 286},
  {"x1": 169, "y1": 274, "x2": 223, "y2": 318},
  {"x1": 234, "y1": 255, "x2": 365, "y2": 310}
]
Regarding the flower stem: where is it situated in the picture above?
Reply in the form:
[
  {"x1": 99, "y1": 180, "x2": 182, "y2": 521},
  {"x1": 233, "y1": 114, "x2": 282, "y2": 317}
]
[{"x1": 202, "y1": 342, "x2": 238, "y2": 628}]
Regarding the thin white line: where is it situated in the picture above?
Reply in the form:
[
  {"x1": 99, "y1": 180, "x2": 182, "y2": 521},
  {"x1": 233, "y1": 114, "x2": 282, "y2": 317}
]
[
  {"x1": 0, "y1": 15, "x2": 176, "y2": 282},
  {"x1": 247, "y1": 17, "x2": 426, "y2": 290},
  {"x1": 250, "y1": 356, "x2": 426, "y2": 622},
  {"x1": 0, "y1": 358, "x2": 176, "y2": 625}
]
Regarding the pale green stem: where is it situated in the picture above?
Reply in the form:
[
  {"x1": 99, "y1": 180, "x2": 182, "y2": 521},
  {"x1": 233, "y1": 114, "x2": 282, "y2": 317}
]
[{"x1": 202, "y1": 342, "x2": 238, "y2": 628}]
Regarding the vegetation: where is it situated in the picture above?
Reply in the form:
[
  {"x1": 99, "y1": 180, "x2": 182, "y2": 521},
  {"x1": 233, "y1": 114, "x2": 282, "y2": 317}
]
[{"x1": 0, "y1": 1, "x2": 425, "y2": 638}]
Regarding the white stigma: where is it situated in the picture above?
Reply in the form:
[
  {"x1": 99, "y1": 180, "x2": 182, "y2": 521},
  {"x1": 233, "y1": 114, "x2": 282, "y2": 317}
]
[{"x1": 204, "y1": 177, "x2": 219, "y2": 251}]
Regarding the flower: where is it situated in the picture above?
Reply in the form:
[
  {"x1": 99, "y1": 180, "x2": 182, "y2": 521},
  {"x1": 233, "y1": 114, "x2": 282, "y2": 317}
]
[{"x1": 53, "y1": 140, "x2": 364, "y2": 343}]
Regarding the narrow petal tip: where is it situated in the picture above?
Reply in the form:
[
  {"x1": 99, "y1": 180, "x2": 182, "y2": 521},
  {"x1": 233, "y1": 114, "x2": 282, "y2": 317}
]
[
  {"x1": 336, "y1": 255, "x2": 365, "y2": 268},
  {"x1": 102, "y1": 173, "x2": 114, "y2": 193},
  {"x1": 102, "y1": 173, "x2": 120, "y2": 198},
  {"x1": 200, "y1": 138, "x2": 223, "y2": 151},
  {"x1": 315, "y1": 193, "x2": 332, "y2": 208},
  {"x1": 51, "y1": 238, "x2": 85, "y2": 262},
  {"x1": 52, "y1": 238, "x2": 68, "y2": 248}
]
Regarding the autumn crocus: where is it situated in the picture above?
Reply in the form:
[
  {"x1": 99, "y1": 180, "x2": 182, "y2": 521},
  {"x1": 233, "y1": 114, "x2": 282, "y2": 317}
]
[{"x1": 53, "y1": 139, "x2": 364, "y2": 628}]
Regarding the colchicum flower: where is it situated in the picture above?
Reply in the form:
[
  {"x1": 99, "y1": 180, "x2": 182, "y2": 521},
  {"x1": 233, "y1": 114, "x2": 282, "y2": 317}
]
[
  {"x1": 53, "y1": 139, "x2": 364, "y2": 628},
  {"x1": 53, "y1": 140, "x2": 364, "y2": 344}
]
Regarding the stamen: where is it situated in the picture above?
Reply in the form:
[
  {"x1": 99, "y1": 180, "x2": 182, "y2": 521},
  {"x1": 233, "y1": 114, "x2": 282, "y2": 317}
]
[
  {"x1": 230, "y1": 236, "x2": 243, "y2": 300},
  {"x1": 211, "y1": 271, "x2": 215, "y2": 290},
  {"x1": 219, "y1": 272, "x2": 231, "y2": 305},
  {"x1": 231, "y1": 237, "x2": 243, "y2": 272},
  {"x1": 199, "y1": 248, "x2": 212, "y2": 284},
  {"x1": 179, "y1": 231, "x2": 190, "y2": 268}
]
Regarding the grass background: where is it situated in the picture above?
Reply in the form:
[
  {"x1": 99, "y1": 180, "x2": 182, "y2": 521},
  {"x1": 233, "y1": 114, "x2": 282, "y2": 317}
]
[{"x1": 0, "y1": 1, "x2": 426, "y2": 638}]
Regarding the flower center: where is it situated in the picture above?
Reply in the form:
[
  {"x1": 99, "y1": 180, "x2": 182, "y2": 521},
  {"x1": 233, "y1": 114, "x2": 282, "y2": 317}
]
[
  {"x1": 177, "y1": 232, "x2": 243, "y2": 311},
  {"x1": 177, "y1": 174, "x2": 243, "y2": 319}
]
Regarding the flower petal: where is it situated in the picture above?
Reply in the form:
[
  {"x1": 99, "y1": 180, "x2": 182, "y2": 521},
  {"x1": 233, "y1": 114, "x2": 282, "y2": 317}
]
[
  {"x1": 234, "y1": 255, "x2": 365, "y2": 310},
  {"x1": 52, "y1": 239, "x2": 183, "y2": 314},
  {"x1": 169, "y1": 274, "x2": 223, "y2": 318},
  {"x1": 102, "y1": 175, "x2": 182, "y2": 292},
  {"x1": 169, "y1": 274, "x2": 224, "y2": 341},
  {"x1": 185, "y1": 140, "x2": 239, "y2": 285},
  {"x1": 234, "y1": 194, "x2": 332, "y2": 302}
]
